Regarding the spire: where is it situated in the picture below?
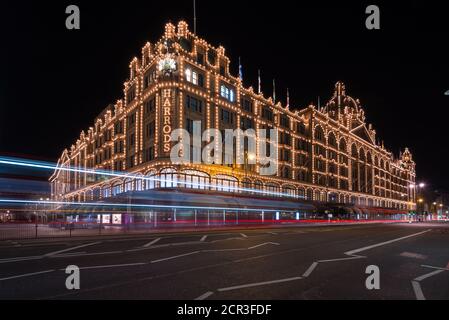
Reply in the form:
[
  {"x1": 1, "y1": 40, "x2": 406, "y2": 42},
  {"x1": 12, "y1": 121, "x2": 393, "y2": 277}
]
[
  {"x1": 273, "y1": 79, "x2": 276, "y2": 103},
  {"x1": 258, "y1": 69, "x2": 261, "y2": 94},
  {"x1": 286, "y1": 88, "x2": 290, "y2": 108}
]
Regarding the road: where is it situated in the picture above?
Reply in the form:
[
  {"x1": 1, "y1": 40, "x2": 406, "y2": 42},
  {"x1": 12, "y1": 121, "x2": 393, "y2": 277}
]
[{"x1": 0, "y1": 222, "x2": 448, "y2": 300}]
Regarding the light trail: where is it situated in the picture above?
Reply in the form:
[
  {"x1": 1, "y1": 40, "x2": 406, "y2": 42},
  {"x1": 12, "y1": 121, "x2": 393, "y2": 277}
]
[
  {"x1": 0, "y1": 198, "x2": 296, "y2": 213},
  {"x1": 0, "y1": 156, "x2": 304, "y2": 199}
]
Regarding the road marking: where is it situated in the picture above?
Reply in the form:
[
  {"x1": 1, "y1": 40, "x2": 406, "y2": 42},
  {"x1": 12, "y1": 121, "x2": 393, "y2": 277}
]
[
  {"x1": 414, "y1": 269, "x2": 445, "y2": 282},
  {"x1": 151, "y1": 251, "x2": 201, "y2": 263},
  {"x1": 143, "y1": 238, "x2": 161, "y2": 248},
  {"x1": 302, "y1": 262, "x2": 318, "y2": 278},
  {"x1": 247, "y1": 242, "x2": 280, "y2": 250},
  {"x1": 318, "y1": 255, "x2": 364, "y2": 263},
  {"x1": 49, "y1": 251, "x2": 123, "y2": 258},
  {"x1": 240, "y1": 233, "x2": 248, "y2": 238},
  {"x1": 194, "y1": 291, "x2": 214, "y2": 300},
  {"x1": 421, "y1": 265, "x2": 449, "y2": 271},
  {"x1": 217, "y1": 276, "x2": 303, "y2": 292},
  {"x1": 73, "y1": 263, "x2": 148, "y2": 270},
  {"x1": 0, "y1": 269, "x2": 55, "y2": 281},
  {"x1": 200, "y1": 235, "x2": 208, "y2": 242},
  {"x1": 344, "y1": 230, "x2": 431, "y2": 255},
  {"x1": 412, "y1": 281, "x2": 425, "y2": 300},
  {"x1": 0, "y1": 256, "x2": 42, "y2": 264},
  {"x1": 411, "y1": 266, "x2": 448, "y2": 300},
  {"x1": 400, "y1": 252, "x2": 427, "y2": 260},
  {"x1": 44, "y1": 242, "x2": 101, "y2": 257}
]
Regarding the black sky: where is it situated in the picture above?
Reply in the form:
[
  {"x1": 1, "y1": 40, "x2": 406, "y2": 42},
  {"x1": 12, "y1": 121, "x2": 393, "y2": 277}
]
[{"x1": 1, "y1": 1, "x2": 448, "y2": 189}]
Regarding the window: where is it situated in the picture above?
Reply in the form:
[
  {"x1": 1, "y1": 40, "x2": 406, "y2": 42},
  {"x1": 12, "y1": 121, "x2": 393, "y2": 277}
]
[
  {"x1": 127, "y1": 155, "x2": 135, "y2": 168},
  {"x1": 128, "y1": 113, "x2": 136, "y2": 127},
  {"x1": 143, "y1": 69, "x2": 156, "y2": 89},
  {"x1": 186, "y1": 95, "x2": 203, "y2": 113},
  {"x1": 144, "y1": 147, "x2": 154, "y2": 162},
  {"x1": 220, "y1": 85, "x2": 235, "y2": 102},
  {"x1": 186, "y1": 118, "x2": 194, "y2": 134},
  {"x1": 240, "y1": 117, "x2": 254, "y2": 130},
  {"x1": 128, "y1": 134, "x2": 135, "y2": 148},
  {"x1": 115, "y1": 121, "x2": 124, "y2": 134},
  {"x1": 185, "y1": 68, "x2": 204, "y2": 86},
  {"x1": 144, "y1": 98, "x2": 155, "y2": 115},
  {"x1": 145, "y1": 121, "x2": 155, "y2": 138},
  {"x1": 221, "y1": 109, "x2": 235, "y2": 124},
  {"x1": 197, "y1": 53, "x2": 204, "y2": 65},
  {"x1": 297, "y1": 122, "x2": 306, "y2": 135},
  {"x1": 262, "y1": 107, "x2": 273, "y2": 122},
  {"x1": 208, "y1": 51, "x2": 216, "y2": 65},
  {"x1": 280, "y1": 115, "x2": 289, "y2": 128},
  {"x1": 242, "y1": 98, "x2": 253, "y2": 113},
  {"x1": 127, "y1": 86, "x2": 136, "y2": 102},
  {"x1": 314, "y1": 127, "x2": 324, "y2": 142}
]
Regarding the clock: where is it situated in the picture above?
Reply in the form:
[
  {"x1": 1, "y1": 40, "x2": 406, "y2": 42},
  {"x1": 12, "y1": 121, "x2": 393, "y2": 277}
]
[{"x1": 158, "y1": 57, "x2": 177, "y2": 75}]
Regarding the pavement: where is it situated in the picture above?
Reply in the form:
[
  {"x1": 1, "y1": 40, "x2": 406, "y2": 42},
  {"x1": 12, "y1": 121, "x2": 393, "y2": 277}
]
[{"x1": 0, "y1": 222, "x2": 448, "y2": 300}]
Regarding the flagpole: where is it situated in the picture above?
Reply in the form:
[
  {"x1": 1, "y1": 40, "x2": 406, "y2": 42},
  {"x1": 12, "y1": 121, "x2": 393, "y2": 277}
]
[{"x1": 193, "y1": 0, "x2": 197, "y2": 34}]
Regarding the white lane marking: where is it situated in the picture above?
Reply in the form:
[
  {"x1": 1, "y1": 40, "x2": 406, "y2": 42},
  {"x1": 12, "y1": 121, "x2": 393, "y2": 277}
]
[
  {"x1": 44, "y1": 242, "x2": 101, "y2": 257},
  {"x1": 302, "y1": 262, "x2": 318, "y2": 278},
  {"x1": 217, "y1": 276, "x2": 303, "y2": 292},
  {"x1": 240, "y1": 233, "x2": 248, "y2": 238},
  {"x1": 151, "y1": 251, "x2": 201, "y2": 263},
  {"x1": 344, "y1": 230, "x2": 431, "y2": 255},
  {"x1": 400, "y1": 252, "x2": 427, "y2": 260},
  {"x1": 412, "y1": 281, "x2": 425, "y2": 300},
  {"x1": 411, "y1": 266, "x2": 448, "y2": 300},
  {"x1": 0, "y1": 256, "x2": 42, "y2": 264},
  {"x1": 210, "y1": 237, "x2": 246, "y2": 243},
  {"x1": 49, "y1": 251, "x2": 123, "y2": 258},
  {"x1": 414, "y1": 269, "x2": 445, "y2": 282},
  {"x1": 200, "y1": 235, "x2": 208, "y2": 242},
  {"x1": 194, "y1": 291, "x2": 214, "y2": 300},
  {"x1": 247, "y1": 242, "x2": 280, "y2": 250},
  {"x1": 318, "y1": 255, "x2": 364, "y2": 263},
  {"x1": 0, "y1": 269, "x2": 55, "y2": 281},
  {"x1": 73, "y1": 263, "x2": 148, "y2": 271},
  {"x1": 421, "y1": 265, "x2": 449, "y2": 271},
  {"x1": 143, "y1": 238, "x2": 161, "y2": 248}
]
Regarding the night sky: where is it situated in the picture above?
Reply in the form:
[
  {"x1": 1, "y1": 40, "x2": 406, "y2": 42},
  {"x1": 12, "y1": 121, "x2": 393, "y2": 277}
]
[{"x1": 1, "y1": 1, "x2": 448, "y2": 189}]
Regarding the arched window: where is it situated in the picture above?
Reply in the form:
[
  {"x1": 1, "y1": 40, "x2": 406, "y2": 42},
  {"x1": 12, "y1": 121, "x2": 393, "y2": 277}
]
[
  {"x1": 160, "y1": 168, "x2": 178, "y2": 188},
  {"x1": 328, "y1": 132, "x2": 337, "y2": 148},
  {"x1": 102, "y1": 186, "x2": 111, "y2": 198},
  {"x1": 211, "y1": 174, "x2": 238, "y2": 192},
  {"x1": 144, "y1": 170, "x2": 157, "y2": 190},
  {"x1": 351, "y1": 144, "x2": 358, "y2": 158},
  {"x1": 112, "y1": 183, "x2": 122, "y2": 196},
  {"x1": 339, "y1": 139, "x2": 347, "y2": 152},
  {"x1": 359, "y1": 148, "x2": 366, "y2": 162},
  {"x1": 179, "y1": 170, "x2": 210, "y2": 190},
  {"x1": 124, "y1": 179, "x2": 133, "y2": 192},
  {"x1": 283, "y1": 185, "x2": 296, "y2": 197},
  {"x1": 314, "y1": 126, "x2": 325, "y2": 142}
]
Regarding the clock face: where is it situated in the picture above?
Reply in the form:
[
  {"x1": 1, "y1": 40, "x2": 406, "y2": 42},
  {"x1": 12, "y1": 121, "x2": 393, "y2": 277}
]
[{"x1": 158, "y1": 57, "x2": 177, "y2": 74}]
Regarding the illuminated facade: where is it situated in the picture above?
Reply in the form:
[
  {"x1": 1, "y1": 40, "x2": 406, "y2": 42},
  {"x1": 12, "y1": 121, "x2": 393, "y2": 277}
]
[{"x1": 50, "y1": 21, "x2": 416, "y2": 210}]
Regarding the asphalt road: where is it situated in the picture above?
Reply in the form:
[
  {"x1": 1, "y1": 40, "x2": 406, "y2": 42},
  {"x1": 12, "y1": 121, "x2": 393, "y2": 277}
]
[{"x1": 0, "y1": 222, "x2": 448, "y2": 300}]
